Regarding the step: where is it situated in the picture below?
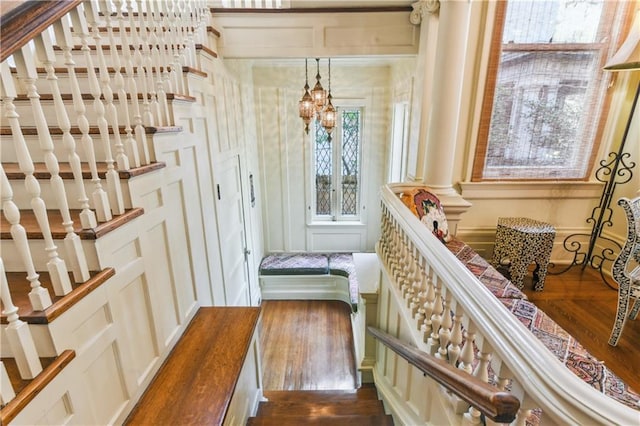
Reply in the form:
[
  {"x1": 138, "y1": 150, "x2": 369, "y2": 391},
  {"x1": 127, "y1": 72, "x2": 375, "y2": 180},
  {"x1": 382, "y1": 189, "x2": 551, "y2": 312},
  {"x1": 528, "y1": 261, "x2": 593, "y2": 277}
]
[
  {"x1": 255, "y1": 399, "x2": 387, "y2": 417},
  {"x1": 0, "y1": 125, "x2": 182, "y2": 163},
  {"x1": 0, "y1": 350, "x2": 75, "y2": 425},
  {"x1": 3, "y1": 162, "x2": 165, "y2": 210},
  {"x1": 1, "y1": 268, "x2": 114, "y2": 325},
  {"x1": 7, "y1": 66, "x2": 207, "y2": 101},
  {"x1": 0, "y1": 208, "x2": 144, "y2": 272},
  {"x1": 263, "y1": 387, "x2": 380, "y2": 403},
  {"x1": 247, "y1": 414, "x2": 394, "y2": 426},
  {"x1": 0, "y1": 208, "x2": 144, "y2": 241},
  {"x1": 2, "y1": 92, "x2": 196, "y2": 128}
]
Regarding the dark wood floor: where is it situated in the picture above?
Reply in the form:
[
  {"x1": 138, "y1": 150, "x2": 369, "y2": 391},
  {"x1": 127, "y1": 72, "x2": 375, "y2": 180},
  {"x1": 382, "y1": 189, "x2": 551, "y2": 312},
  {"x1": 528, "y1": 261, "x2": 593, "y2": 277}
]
[
  {"x1": 259, "y1": 300, "x2": 357, "y2": 390},
  {"x1": 259, "y1": 267, "x2": 639, "y2": 395}
]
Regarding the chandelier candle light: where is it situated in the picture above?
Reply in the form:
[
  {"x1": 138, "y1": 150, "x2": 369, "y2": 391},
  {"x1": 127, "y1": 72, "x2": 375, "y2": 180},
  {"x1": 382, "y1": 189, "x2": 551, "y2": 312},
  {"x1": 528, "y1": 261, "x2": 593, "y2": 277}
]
[{"x1": 299, "y1": 58, "x2": 336, "y2": 136}]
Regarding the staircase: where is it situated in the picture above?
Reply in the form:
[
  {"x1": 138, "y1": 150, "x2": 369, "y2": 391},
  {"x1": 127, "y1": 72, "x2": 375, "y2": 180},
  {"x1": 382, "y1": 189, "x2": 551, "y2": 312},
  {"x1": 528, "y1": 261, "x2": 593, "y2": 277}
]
[
  {"x1": 0, "y1": 1, "x2": 259, "y2": 424},
  {"x1": 247, "y1": 387, "x2": 394, "y2": 425}
]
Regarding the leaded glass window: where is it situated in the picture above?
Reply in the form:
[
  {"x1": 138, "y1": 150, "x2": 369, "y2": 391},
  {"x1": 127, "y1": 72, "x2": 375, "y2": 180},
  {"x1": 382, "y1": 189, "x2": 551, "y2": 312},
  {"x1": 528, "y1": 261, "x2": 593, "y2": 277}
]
[{"x1": 313, "y1": 108, "x2": 362, "y2": 220}]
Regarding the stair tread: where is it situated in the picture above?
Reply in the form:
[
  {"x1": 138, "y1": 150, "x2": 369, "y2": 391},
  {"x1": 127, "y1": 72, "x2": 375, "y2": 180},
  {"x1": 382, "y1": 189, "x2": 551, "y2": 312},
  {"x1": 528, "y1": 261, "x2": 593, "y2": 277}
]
[
  {"x1": 263, "y1": 387, "x2": 380, "y2": 402},
  {"x1": 247, "y1": 414, "x2": 394, "y2": 426},
  {"x1": 12, "y1": 92, "x2": 197, "y2": 103},
  {"x1": 0, "y1": 207, "x2": 144, "y2": 240},
  {"x1": 0, "y1": 125, "x2": 183, "y2": 135},
  {"x1": 10, "y1": 65, "x2": 208, "y2": 78},
  {"x1": 1, "y1": 350, "x2": 75, "y2": 425},
  {"x1": 3, "y1": 161, "x2": 166, "y2": 180},
  {"x1": 256, "y1": 399, "x2": 386, "y2": 417},
  {"x1": 1, "y1": 268, "x2": 115, "y2": 324}
]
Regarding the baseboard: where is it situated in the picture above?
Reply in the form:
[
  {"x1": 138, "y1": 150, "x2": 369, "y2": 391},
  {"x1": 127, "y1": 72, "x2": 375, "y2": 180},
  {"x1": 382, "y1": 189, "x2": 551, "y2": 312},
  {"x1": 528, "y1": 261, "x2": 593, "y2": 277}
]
[{"x1": 259, "y1": 275, "x2": 352, "y2": 306}]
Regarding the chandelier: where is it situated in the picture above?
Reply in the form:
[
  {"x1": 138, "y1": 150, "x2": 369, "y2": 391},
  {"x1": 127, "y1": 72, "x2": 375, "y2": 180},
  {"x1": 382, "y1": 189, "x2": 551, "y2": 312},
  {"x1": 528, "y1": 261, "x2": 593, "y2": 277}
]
[{"x1": 299, "y1": 58, "x2": 336, "y2": 136}]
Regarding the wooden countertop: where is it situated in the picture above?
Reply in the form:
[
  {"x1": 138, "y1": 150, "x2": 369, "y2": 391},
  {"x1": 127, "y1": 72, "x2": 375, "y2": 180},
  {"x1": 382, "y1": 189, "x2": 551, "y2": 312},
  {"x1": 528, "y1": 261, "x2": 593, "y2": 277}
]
[{"x1": 125, "y1": 306, "x2": 261, "y2": 425}]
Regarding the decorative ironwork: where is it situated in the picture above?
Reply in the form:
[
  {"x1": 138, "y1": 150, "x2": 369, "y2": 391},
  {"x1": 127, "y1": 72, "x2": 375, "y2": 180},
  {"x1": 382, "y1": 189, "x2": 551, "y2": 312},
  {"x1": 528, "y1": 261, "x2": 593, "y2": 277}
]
[{"x1": 550, "y1": 82, "x2": 638, "y2": 288}]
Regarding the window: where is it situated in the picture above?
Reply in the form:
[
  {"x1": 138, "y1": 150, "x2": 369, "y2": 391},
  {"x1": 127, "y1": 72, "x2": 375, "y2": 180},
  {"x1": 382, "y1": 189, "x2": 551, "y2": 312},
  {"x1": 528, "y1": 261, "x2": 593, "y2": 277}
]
[
  {"x1": 472, "y1": 0, "x2": 630, "y2": 180},
  {"x1": 313, "y1": 108, "x2": 363, "y2": 221}
]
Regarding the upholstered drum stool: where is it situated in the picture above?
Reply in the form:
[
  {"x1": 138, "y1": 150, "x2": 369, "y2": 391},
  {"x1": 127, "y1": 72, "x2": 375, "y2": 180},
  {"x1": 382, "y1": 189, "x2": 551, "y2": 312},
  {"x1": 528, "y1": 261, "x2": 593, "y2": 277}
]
[{"x1": 492, "y1": 217, "x2": 555, "y2": 291}]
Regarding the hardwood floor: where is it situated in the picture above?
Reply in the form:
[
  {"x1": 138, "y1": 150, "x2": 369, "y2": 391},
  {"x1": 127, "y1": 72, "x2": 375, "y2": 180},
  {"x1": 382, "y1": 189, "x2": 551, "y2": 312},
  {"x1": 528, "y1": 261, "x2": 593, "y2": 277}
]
[
  {"x1": 259, "y1": 300, "x2": 358, "y2": 391},
  {"x1": 524, "y1": 266, "x2": 639, "y2": 393},
  {"x1": 259, "y1": 266, "x2": 639, "y2": 396}
]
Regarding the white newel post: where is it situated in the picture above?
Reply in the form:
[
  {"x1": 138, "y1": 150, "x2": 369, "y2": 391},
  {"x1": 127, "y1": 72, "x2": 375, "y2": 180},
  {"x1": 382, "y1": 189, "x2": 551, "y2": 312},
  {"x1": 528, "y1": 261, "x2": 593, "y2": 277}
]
[
  {"x1": 32, "y1": 32, "x2": 91, "y2": 284},
  {"x1": 0, "y1": 258, "x2": 43, "y2": 380},
  {"x1": 0, "y1": 166, "x2": 52, "y2": 311},
  {"x1": 9, "y1": 48, "x2": 73, "y2": 297}
]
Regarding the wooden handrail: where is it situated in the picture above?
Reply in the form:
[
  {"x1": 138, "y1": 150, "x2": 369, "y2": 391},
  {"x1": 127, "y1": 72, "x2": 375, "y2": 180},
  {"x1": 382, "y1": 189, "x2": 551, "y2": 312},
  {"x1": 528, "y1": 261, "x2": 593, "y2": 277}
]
[
  {"x1": 0, "y1": 0, "x2": 82, "y2": 62},
  {"x1": 367, "y1": 326, "x2": 520, "y2": 423}
]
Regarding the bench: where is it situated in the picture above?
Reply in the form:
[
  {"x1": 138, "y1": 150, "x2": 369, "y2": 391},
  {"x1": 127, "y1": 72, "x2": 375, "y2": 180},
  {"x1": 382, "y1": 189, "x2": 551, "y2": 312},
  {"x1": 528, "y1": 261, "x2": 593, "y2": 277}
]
[
  {"x1": 400, "y1": 187, "x2": 640, "y2": 413},
  {"x1": 259, "y1": 253, "x2": 360, "y2": 311}
]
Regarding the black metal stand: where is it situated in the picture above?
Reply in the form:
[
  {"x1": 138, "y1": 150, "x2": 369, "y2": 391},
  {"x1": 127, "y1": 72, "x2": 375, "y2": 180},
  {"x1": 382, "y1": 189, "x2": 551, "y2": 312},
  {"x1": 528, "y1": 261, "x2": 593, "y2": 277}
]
[{"x1": 550, "y1": 82, "x2": 639, "y2": 288}]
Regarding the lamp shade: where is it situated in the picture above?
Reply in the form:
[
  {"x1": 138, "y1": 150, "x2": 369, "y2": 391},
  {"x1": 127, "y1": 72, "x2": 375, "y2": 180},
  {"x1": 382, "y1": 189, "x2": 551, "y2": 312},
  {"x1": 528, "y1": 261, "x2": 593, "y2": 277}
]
[{"x1": 604, "y1": 9, "x2": 640, "y2": 71}]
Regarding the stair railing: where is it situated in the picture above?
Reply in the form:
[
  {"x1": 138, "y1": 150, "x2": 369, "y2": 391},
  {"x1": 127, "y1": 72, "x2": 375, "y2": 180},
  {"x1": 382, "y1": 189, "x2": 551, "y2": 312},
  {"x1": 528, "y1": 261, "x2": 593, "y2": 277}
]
[
  {"x1": 0, "y1": 0, "x2": 210, "y2": 312},
  {"x1": 374, "y1": 183, "x2": 639, "y2": 425},
  {"x1": 367, "y1": 326, "x2": 519, "y2": 424}
]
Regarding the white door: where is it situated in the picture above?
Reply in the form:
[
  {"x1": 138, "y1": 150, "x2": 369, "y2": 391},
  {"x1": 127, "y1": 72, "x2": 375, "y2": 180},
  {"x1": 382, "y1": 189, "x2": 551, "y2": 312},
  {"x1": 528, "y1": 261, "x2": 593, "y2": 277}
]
[{"x1": 215, "y1": 155, "x2": 251, "y2": 306}]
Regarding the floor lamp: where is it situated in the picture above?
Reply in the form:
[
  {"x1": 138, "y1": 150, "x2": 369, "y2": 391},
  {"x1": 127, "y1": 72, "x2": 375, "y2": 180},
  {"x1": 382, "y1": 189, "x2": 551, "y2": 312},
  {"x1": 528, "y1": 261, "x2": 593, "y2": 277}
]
[{"x1": 554, "y1": 10, "x2": 640, "y2": 288}]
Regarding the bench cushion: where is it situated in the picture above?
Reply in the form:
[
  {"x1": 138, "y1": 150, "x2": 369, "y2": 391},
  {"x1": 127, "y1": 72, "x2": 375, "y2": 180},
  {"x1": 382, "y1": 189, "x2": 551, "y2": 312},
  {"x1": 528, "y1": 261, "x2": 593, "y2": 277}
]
[
  {"x1": 259, "y1": 253, "x2": 329, "y2": 275},
  {"x1": 328, "y1": 253, "x2": 359, "y2": 306}
]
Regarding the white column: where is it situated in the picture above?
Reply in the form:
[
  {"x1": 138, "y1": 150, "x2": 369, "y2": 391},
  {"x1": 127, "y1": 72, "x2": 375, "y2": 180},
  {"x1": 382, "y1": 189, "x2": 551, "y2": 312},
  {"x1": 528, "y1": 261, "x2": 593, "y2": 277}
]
[
  {"x1": 412, "y1": 0, "x2": 472, "y2": 233},
  {"x1": 406, "y1": 0, "x2": 440, "y2": 182}
]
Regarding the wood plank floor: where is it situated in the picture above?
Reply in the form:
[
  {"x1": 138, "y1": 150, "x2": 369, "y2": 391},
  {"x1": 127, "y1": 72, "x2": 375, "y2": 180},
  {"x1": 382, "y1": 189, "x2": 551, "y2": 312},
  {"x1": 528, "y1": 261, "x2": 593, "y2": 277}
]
[
  {"x1": 259, "y1": 300, "x2": 357, "y2": 391},
  {"x1": 524, "y1": 266, "x2": 640, "y2": 393},
  {"x1": 259, "y1": 267, "x2": 639, "y2": 395}
]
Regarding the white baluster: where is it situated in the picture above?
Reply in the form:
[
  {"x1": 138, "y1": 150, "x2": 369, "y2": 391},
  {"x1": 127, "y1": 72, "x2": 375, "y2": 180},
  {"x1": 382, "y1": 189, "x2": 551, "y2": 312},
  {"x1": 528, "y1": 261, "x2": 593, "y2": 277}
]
[
  {"x1": 55, "y1": 17, "x2": 112, "y2": 223},
  {"x1": 463, "y1": 351, "x2": 491, "y2": 425},
  {"x1": 102, "y1": 0, "x2": 135, "y2": 169},
  {"x1": 73, "y1": 5, "x2": 125, "y2": 217},
  {"x1": 458, "y1": 328, "x2": 476, "y2": 374},
  {"x1": 427, "y1": 279, "x2": 443, "y2": 354},
  {"x1": 0, "y1": 361, "x2": 16, "y2": 405},
  {"x1": 0, "y1": 167, "x2": 52, "y2": 311},
  {"x1": 437, "y1": 289, "x2": 453, "y2": 360},
  {"x1": 448, "y1": 304, "x2": 464, "y2": 366},
  {"x1": 143, "y1": 0, "x2": 170, "y2": 126},
  {"x1": 0, "y1": 258, "x2": 43, "y2": 379},
  {"x1": 31, "y1": 33, "x2": 91, "y2": 284},
  {"x1": 163, "y1": 0, "x2": 184, "y2": 94},
  {"x1": 117, "y1": 0, "x2": 148, "y2": 165},
  {"x1": 421, "y1": 272, "x2": 435, "y2": 342},
  {"x1": 8, "y1": 49, "x2": 73, "y2": 298},
  {"x1": 135, "y1": 0, "x2": 155, "y2": 126}
]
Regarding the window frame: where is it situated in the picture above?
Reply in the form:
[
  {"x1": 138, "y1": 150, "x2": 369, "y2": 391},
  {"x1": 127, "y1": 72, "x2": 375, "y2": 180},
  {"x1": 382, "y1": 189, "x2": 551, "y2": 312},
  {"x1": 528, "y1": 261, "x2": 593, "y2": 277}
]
[
  {"x1": 310, "y1": 105, "x2": 364, "y2": 223},
  {"x1": 471, "y1": 0, "x2": 629, "y2": 182}
]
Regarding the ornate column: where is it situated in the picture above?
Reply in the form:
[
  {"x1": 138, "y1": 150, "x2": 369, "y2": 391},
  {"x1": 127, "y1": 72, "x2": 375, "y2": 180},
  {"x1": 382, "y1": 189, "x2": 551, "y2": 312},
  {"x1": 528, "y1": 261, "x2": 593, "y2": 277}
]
[
  {"x1": 410, "y1": 0, "x2": 472, "y2": 234},
  {"x1": 405, "y1": 0, "x2": 440, "y2": 182}
]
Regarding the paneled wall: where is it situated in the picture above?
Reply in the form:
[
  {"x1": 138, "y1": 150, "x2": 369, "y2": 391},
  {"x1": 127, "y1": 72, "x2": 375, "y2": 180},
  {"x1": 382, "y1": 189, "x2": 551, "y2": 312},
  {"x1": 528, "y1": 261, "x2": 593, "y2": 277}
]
[{"x1": 250, "y1": 61, "x2": 415, "y2": 253}]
